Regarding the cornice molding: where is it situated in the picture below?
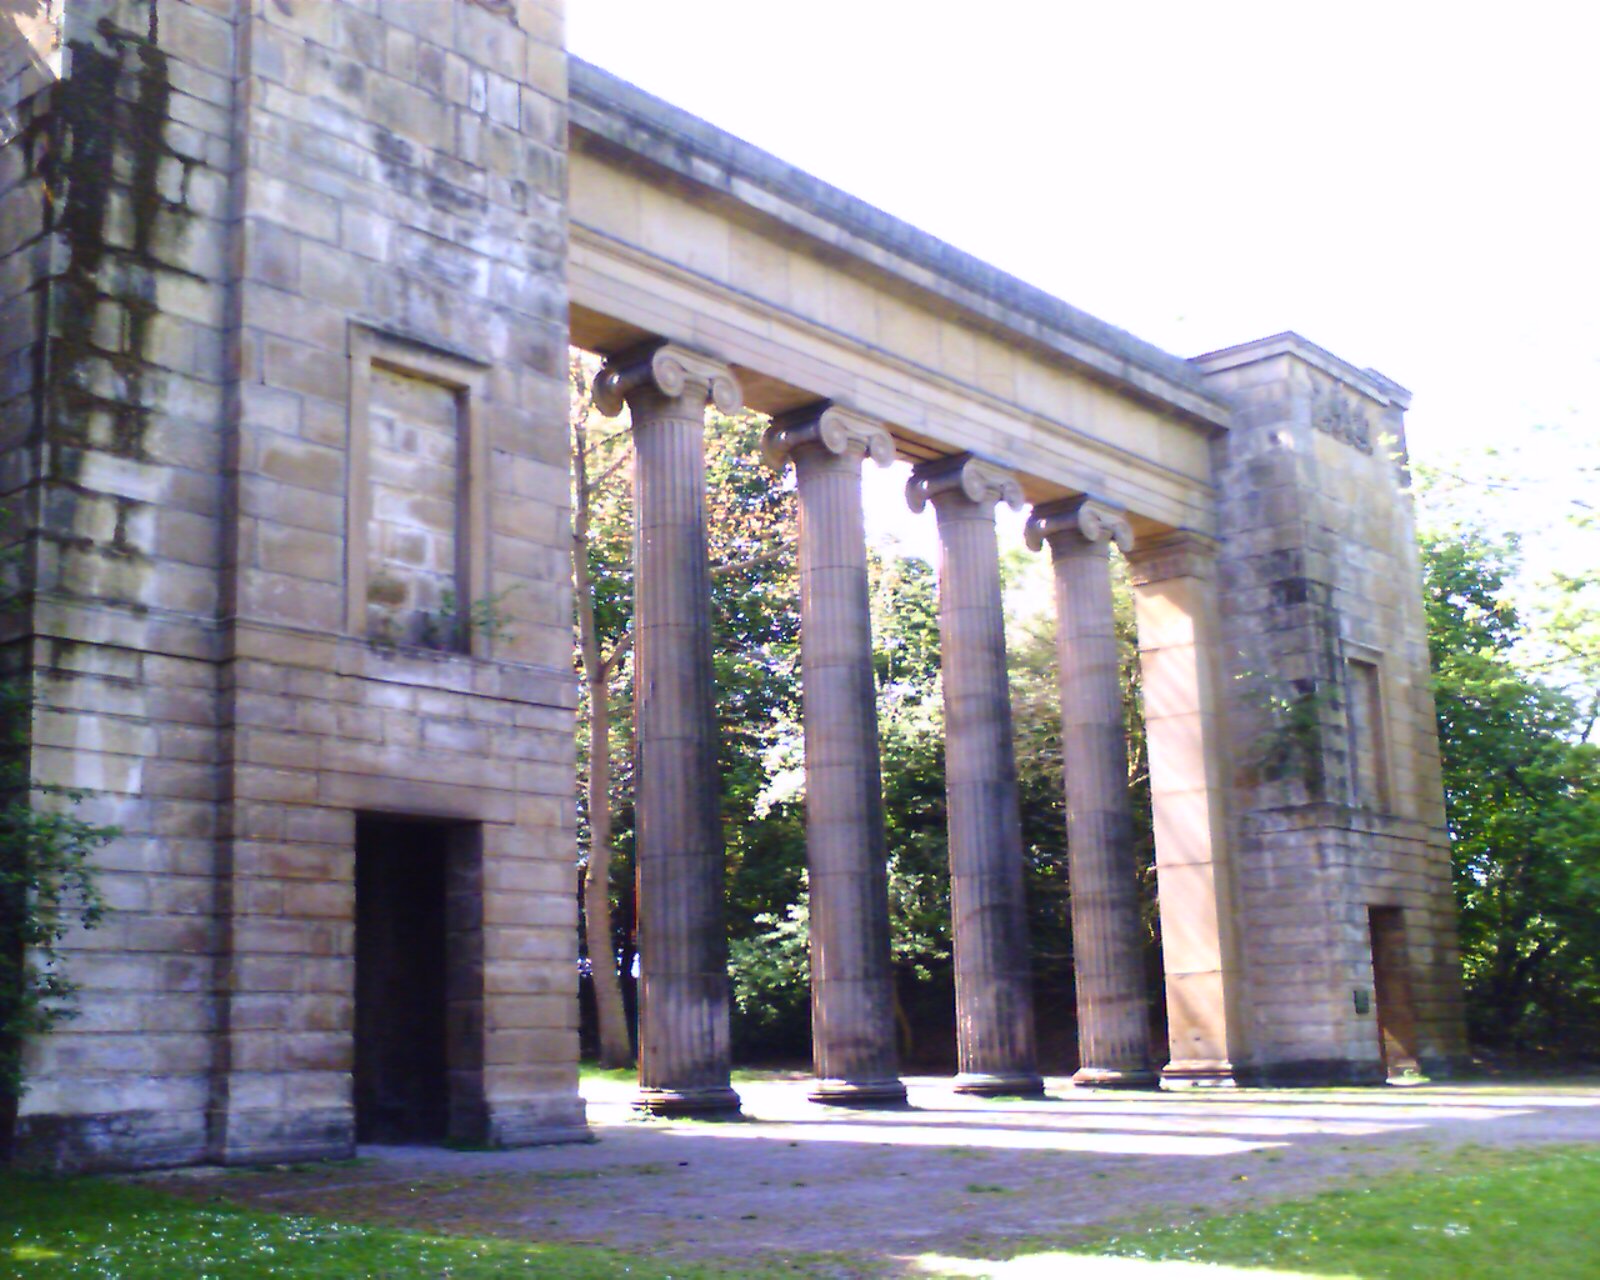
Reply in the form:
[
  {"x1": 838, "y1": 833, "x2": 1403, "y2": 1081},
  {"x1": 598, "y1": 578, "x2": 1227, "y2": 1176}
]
[
  {"x1": 593, "y1": 342, "x2": 743, "y2": 418},
  {"x1": 1190, "y1": 331, "x2": 1411, "y2": 411}
]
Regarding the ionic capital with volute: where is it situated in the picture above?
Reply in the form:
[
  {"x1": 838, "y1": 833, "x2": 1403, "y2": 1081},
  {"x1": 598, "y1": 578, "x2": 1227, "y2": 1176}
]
[
  {"x1": 906, "y1": 454, "x2": 1024, "y2": 515},
  {"x1": 1024, "y1": 495, "x2": 1136, "y2": 556},
  {"x1": 761, "y1": 403, "x2": 896, "y2": 473},
  {"x1": 593, "y1": 342, "x2": 743, "y2": 419}
]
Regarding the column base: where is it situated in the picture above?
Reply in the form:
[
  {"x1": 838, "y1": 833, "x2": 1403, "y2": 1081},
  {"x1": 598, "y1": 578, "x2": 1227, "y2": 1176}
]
[
  {"x1": 808, "y1": 1078, "x2": 908, "y2": 1106},
  {"x1": 1072, "y1": 1065, "x2": 1159, "y2": 1089},
  {"x1": 1160, "y1": 1059, "x2": 1238, "y2": 1089},
  {"x1": 952, "y1": 1071, "x2": 1046, "y2": 1097},
  {"x1": 633, "y1": 1085, "x2": 742, "y2": 1117}
]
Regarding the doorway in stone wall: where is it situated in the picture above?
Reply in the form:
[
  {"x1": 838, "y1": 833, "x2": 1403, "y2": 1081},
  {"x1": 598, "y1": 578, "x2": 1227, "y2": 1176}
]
[
  {"x1": 355, "y1": 816, "x2": 484, "y2": 1144},
  {"x1": 1368, "y1": 906, "x2": 1421, "y2": 1078}
]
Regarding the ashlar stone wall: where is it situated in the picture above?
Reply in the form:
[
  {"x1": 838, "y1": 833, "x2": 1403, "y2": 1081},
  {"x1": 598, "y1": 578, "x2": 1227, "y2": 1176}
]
[
  {"x1": 3, "y1": 0, "x2": 239, "y2": 1168},
  {"x1": 6, "y1": 0, "x2": 581, "y2": 1171},
  {"x1": 1199, "y1": 335, "x2": 1467, "y2": 1082}
]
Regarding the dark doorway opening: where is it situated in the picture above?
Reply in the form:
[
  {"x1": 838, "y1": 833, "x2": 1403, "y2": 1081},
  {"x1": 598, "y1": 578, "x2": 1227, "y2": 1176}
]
[
  {"x1": 1368, "y1": 906, "x2": 1421, "y2": 1078},
  {"x1": 355, "y1": 816, "x2": 482, "y2": 1144}
]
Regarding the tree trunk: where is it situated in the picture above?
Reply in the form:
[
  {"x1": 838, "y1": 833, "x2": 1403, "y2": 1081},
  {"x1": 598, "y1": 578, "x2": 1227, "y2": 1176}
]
[
  {"x1": 584, "y1": 670, "x2": 632, "y2": 1067},
  {"x1": 892, "y1": 976, "x2": 915, "y2": 1064},
  {"x1": 572, "y1": 382, "x2": 634, "y2": 1069}
]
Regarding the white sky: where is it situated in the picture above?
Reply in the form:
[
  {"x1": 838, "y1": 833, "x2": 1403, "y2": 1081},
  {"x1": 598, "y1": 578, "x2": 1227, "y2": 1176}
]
[{"x1": 568, "y1": 0, "x2": 1599, "y2": 567}]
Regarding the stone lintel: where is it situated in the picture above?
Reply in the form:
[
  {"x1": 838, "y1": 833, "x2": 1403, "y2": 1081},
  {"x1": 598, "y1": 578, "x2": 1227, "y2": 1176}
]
[
  {"x1": 593, "y1": 341, "x2": 743, "y2": 418},
  {"x1": 761, "y1": 402, "x2": 895, "y2": 473},
  {"x1": 1024, "y1": 495, "x2": 1136, "y2": 555},
  {"x1": 1124, "y1": 531, "x2": 1219, "y2": 585},
  {"x1": 905, "y1": 453, "x2": 1024, "y2": 515}
]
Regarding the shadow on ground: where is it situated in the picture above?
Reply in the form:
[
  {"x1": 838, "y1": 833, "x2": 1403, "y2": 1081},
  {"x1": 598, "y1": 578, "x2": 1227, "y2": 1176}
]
[{"x1": 153, "y1": 1075, "x2": 1600, "y2": 1278}]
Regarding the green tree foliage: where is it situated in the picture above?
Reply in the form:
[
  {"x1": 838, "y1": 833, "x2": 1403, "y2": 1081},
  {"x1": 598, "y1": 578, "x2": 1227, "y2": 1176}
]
[
  {"x1": 574, "y1": 385, "x2": 1600, "y2": 1072},
  {"x1": 1421, "y1": 524, "x2": 1600, "y2": 1055},
  {"x1": 702, "y1": 411, "x2": 808, "y2": 1061},
  {"x1": 571, "y1": 391, "x2": 1163, "y2": 1067},
  {"x1": 1, "y1": 675, "x2": 118, "y2": 1152},
  {"x1": 1007, "y1": 552, "x2": 1160, "y2": 1060},
  {"x1": 570, "y1": 391, "x2": 809, "y2": 1060}
]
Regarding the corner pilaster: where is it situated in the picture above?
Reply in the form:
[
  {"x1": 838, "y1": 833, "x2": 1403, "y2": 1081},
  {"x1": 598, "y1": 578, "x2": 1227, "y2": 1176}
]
[{"x1": 1124, "y1": 532, "x2": 1241, "y2": 1087}]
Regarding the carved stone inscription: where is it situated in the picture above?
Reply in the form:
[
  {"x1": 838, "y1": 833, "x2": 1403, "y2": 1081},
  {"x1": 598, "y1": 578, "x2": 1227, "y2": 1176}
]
[{"x1": 1312, "y1": 383, "x2": 1374, "y2": 454}]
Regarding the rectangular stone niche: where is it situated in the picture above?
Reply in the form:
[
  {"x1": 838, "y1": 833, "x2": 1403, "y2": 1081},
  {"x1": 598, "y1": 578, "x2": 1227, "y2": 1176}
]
[
  {"x1": 345, "y1": 326, "x2": 490, "y2": 654},
  {"x1": 1344, "y1": 647, "x2": 1391, "y2": 811}
]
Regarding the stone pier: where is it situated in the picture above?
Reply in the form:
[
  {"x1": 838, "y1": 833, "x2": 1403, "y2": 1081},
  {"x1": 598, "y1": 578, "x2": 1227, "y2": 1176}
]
[
  {"x1": 908, "y1": 456, "x2": 1043, "y2": 1096},
  {"x1": 764, "y1": 407, "x2": 905, "y2": 1104},
  {"x1": 595, "y1": 345, "x2": 743, "y2": 1115},
  {"x1": 1124, "y1": 534, "x2": 1241, "y2": 1088},
  {"x1": 1027, "y1": 498, "x2": 1156, "y2": 1087}
]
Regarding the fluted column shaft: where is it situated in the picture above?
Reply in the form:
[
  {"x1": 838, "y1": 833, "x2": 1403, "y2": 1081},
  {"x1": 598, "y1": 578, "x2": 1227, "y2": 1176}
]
[
  {"x1": 595, "y1": 345, "x2": 742, "y2": 1115},
  {"x1": 909, "y1": 455, "x2": 1042, "y2": 1095},
  {"x1": 1028, "y1": 498, "x2": 1155, "y2": 1086},
  {"x1": 766, "y1": 408, "x2": 904, "y2": 1103}
]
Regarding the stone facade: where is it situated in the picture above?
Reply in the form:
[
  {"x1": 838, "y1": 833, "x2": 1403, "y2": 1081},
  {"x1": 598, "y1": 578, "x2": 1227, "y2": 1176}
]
[
  {"x1": 2, "y1": 0, "x2": 1464, "y2": 1171},
  {"x1": 4, "y1": 0, "x2": 581, "y2": 1170}
]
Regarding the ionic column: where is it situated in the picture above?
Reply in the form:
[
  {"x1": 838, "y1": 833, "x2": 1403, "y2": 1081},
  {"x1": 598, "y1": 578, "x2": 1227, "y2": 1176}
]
[
  {"x1": 1026, "y1": 497, "x2": 1156, "y2": 1087},
  {"x1": 594, "y1": 343, "x2": 742, "y2": 1115},
  {"x1": 763, "y1": 406, "x2": 905, "y2": 1105},
  {"x1": 907, "y1": 454, "x2": 1042, "y2": 1096}
]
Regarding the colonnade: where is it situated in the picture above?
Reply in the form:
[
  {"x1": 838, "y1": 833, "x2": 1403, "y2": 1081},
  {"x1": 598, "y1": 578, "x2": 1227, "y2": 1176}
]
[{"x1": 594, "y1": 341, "x2": 1191, "y2": 1113}]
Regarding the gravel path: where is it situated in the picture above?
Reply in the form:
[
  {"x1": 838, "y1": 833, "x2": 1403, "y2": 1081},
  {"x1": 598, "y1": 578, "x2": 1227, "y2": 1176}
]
[{"x1": 155, "y1": 1075, "x2": 1600, "y2": 1277}]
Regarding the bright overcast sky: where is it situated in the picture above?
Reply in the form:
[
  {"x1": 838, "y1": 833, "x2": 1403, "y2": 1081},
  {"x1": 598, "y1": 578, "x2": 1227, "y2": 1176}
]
[{"x1": 568, "y1": 1, "x2": 1598, "y2": 562}]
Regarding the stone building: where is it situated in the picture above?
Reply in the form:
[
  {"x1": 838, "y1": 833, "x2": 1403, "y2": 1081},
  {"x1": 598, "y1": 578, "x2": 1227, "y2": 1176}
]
[{"x1": 1, "y1": 0, "x2": 1464, "y2": 1170}]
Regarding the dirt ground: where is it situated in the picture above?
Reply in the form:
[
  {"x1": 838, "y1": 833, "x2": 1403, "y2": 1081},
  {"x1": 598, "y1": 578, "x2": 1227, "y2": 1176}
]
[{"x1": 153, "y1": 1074, "x2": 1600, "y2": 1277}]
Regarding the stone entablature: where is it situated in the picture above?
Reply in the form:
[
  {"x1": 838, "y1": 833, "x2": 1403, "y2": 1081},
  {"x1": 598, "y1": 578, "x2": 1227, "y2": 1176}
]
[
  {"x1": 565, "y1": 63, "x2": 1227, "y2": 537},
  {"x1": 567, "y1": 59, "x2": 1225, "y2": 428}
]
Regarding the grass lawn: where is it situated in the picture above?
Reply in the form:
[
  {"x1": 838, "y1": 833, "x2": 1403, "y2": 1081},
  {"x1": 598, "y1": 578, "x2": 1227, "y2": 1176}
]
[
  {"x1": 5, "y1": 1143, "x2": 1598, "y2": 1278},
  {"x1": 0, "y1": 1171, "x2": 771, "y2": 1279},
  {"x1": 957, "y1": 1143, "x2": 1600, "y2": 1279}
]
